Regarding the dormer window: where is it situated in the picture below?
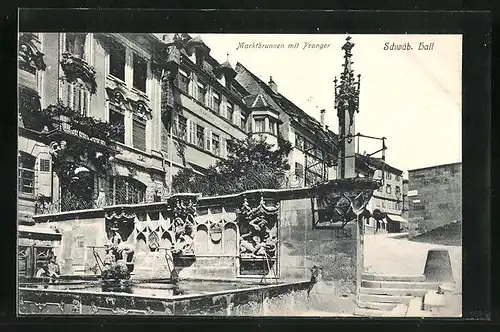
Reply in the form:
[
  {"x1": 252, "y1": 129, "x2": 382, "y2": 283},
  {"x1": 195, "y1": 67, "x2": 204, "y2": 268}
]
[
  {"x1": 255, "y1": 118, "x2": 265, "y2": 133},
  {"x1": 133, "y1": 54, "x2": 147, "y2": 93},
  {"x1": 269, "y1": 119, "x2": 277, "y2": 135},
  {"x1": 65, "y1": 33, "x2": 87, "y2": 59}
]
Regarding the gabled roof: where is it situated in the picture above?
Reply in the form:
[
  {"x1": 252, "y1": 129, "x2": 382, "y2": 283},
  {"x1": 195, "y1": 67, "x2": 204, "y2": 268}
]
[
  {"x1": 356, "y1": 154, "x2": 403, "y2": 175},
  {"x1": 235, "y1": 62, "x2": 339, "y2": 151},
  {"x1": 242, "y1": 93, "x2": 273, "y2": 108}
]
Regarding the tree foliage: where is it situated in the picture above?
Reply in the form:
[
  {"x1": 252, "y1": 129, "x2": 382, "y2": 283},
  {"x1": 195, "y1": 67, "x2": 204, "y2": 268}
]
[{"x1": 172, "y1": 135, "x2": 293, "y2": 196}]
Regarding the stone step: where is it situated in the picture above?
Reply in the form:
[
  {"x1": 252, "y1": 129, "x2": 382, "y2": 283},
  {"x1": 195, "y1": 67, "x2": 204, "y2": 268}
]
[
  {"x1": 360, "y1": 287, "x2": 429, "y2": 297},
  {"x1": 405, "y1": 297, "x2": 433, "y2": 317},
  {"x1": 423, "y1": 290, "x2": 446, "y2": 311},
  {"x1": 359, "y1": 294, "x2": 414, "y2": 305},
  {"x1": 357, "y1": 300, "x2": 397, "y2": 311},
  {"x1": 361, "y1": 280, "x2": 440, "y2": 290},
  {"x1": 362, "y1": 273, "x2": 425, "y2": 282}
]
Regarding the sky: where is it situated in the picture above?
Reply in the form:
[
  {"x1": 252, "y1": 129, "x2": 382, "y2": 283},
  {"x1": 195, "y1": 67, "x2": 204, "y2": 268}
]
[{"x1": 189, "y1": 34, "x2": 462, "y2": 178}]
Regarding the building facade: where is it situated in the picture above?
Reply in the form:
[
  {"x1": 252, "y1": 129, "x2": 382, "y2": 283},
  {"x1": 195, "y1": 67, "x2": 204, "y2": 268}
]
[
  {"x1": 355, "y1": 156, "x2": 406, "y2": 234},
  {"x1": 407, "y1": 162, "x2": 462, "y2": 233},
  {"x1": 402, "y1": 178, "x2": 410, "y2": 220},
  {"x1": 18, "y1": 32, "x2": 398, "y2": 229}
]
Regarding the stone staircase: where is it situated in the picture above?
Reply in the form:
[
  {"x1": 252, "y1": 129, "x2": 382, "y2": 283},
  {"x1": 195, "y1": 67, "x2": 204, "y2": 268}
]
[{"x1": 355, "y1": 273, "x2": 441, "y2": 317}]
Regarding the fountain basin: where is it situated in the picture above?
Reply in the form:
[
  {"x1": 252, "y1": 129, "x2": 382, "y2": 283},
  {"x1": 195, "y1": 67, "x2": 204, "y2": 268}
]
[{"x1": 19, "y1": 279, "x2": 312, "y2": 316}]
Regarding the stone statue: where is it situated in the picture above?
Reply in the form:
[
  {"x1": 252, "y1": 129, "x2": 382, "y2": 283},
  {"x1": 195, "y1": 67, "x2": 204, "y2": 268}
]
[
  {"x1": 107, "y1": 226, "x2": 135, "y2": 263},
  {"x1": 172, "y1": 217, "x2": 194, "y2": 255},
  {"x1": 101, "y1": 226, "x2": 135, "y2": 280}
]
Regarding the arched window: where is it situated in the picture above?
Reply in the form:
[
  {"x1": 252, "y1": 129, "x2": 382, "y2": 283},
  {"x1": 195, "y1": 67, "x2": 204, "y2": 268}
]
[
  {"x1": 109, "y1": 176, "x2": 146, "y2": 205},
  {"x1": 60, "y1": 164, "x2": 95, "y2": 211},
  {"x1": 18, "y1": 152, "x2": 36, "y2": 194}
]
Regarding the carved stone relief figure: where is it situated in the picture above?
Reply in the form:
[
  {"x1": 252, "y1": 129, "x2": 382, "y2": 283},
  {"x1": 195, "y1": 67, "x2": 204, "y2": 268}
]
[
  {"x1": 236, "y1": 196, "x2": 279, "y2": 259},
  {"x1": 169, "y1": 195, "x2": 197, "y2": 255}
]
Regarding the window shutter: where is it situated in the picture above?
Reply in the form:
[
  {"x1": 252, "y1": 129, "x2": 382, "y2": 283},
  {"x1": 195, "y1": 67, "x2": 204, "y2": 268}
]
[
  {"x1": 190, "y1": 73, "x2": 197, "y2": 98},
  {"x1": 207, "y1": 86, "x2": 213, "y2": 109},
  {"x1": 36, "y1": 153, "x2": 52, "y2": 197},
  {"x1": 220, "y1": 100, "x2": 226, "y2": 118},
  {"x1": 221, "y1": 138, "x2": 227, "y2": 158},
  {"x1": 133, "y1": 117, "x2": 147, "y2": 151},
  {"x1": 191, "y1": 121, "x2": 197, "y2": 144},
  {"x1": 205, "y1": 129, "x2": 211, "y2": 151}
]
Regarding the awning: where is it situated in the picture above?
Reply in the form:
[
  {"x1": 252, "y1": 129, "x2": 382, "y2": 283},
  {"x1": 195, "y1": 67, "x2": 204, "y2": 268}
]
[{"x1": 386, "y1": 214, "x2": 409, "y2": 223}]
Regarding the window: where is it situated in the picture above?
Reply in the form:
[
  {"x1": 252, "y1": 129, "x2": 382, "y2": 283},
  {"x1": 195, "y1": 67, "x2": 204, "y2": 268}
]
[
  {"x1": 64, "y1": 82, "x2": 90, "y2": 115},
  {"x1": 133, "y1": 116, "x2": 146, "y2": 151},
  {"x1": 226, "y1": 102, "x2": 234, "y2": 123},
  {"x1": 39, "y1": 159, "x2": 50, "y2": 172},
  {"x1": 65, "y1": 33, "x2": 87, "y2": 59},
  {"x1": 109, "y1": 109, "x2": 125, "y2": 143},
  {"x1": 304, "y1": 140, "x2": 313, "y2": 153},
  {"x1": 255, "y1": 118, "x2": 265, "y2": 133},
  {"x1": 18, "y1": 152, "x2": 35, "y2": 194},
  {"x1": 386, "y1": 172, "x2": 392, "y2": 180},
  {"x1": 240, "y1": 113, "x2": 247, "y2": 131},
  {"x1": 295, "y1": 162, "x2": 304, "y2": 178},
  {"x1": 197, "y1": 81, "x2": 207, "y2": 105},
  {"x1": 396, "y1": 174, "x2": 401, "y2": 181},
  {"x1": 109, "y1": 42, "x2": 126, "y2": 81},
  {"x1": 305, "y1": 170, "x2": 322, "y2": 186},
  {"x1": 212, "y1": 133, "x2": 220, "y2": 156},
  {"x1": 395, "y1": 186, "x2": 401, "y2": 197},
  {"x1": 133, "y1": 55, "x2": 147, "y2": 93},
  {"x1": 386, "y1": 184, "x2": 392, "y2": 194},
  {"x1": 269, "y1": 119, "x2": 277, "y2": 135},
  {"x1": 176, "y1": 115, "x2": 187, "y2": 140},
  {"x1": 212, "y1": 91, "x2": 221, "y2": 113},
  {"x1": 178, "y1": 69, "x2": 190, "y2": 94},
  {"x1": 377, "y1": 186, "x2": 382, "y2": 192},
  {"x1": 205, "y1": 130, "x2": 211, "y2": 151},
  {"x1": 295, "y1": 133, "x2": 304, "y2": 150},
  {"x1": 196, "y1": 124, "x2": 205, "y2": 149},
  {"x1": 110, "y1": 177, "x2": 146, "y2": 205}
]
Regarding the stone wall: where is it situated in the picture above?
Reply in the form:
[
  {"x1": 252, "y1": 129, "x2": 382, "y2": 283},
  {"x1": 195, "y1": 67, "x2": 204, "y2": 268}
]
[
  {"x1": 44, "y1": 211, "x2": 107, "y2": 276},
  {"x1": 29, "y1": 183, "x2": 370, "y2": 314},
  {"x1": 408, "y1": 163, "x2": 462, "y2": 233},
  {"x1": 279, "y1": 197, "x2": 360, "y2": 314}
]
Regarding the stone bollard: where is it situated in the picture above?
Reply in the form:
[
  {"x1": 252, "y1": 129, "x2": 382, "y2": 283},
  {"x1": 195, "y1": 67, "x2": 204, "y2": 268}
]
[{"x1": 423, "y1": 249, "x2": 454, "y2": 283}]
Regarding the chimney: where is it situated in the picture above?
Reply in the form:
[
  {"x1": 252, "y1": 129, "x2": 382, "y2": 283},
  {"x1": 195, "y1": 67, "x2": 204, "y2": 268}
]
[
  {"x1": 269, "y1": 76, "x2": 278, "y2": 94},
  {"x1": 320, "y1": 109, "x2": 326, "y2": 130}
]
